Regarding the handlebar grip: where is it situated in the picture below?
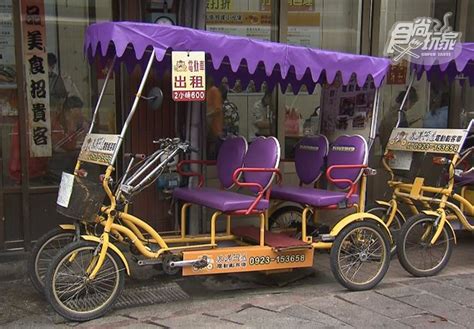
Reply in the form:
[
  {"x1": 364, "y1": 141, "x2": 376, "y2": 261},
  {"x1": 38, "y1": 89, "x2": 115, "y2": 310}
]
[
  {"x1": 125, "y1": 153, "x2": 146, "y2": 160},
  {"x1": 189, "y1": 146, "x2": 199, "y2": 153}
]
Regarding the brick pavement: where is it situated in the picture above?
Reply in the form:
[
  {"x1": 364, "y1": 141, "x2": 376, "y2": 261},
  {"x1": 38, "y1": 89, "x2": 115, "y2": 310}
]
[{"x1": 1, "y1": 237, "x2": 474, "y2": 328}]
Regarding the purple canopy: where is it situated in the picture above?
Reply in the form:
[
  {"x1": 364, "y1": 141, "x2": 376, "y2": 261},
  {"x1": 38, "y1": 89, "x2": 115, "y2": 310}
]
[
  {"x1": 413, "y1": 43, "x2": 474, "y2": 85},
  {"x1": 84, "y1": 22, "x2": 390, "y2": 93}
]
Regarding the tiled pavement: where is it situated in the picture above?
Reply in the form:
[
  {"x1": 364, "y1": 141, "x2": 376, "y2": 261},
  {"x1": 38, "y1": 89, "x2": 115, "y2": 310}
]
[{"x1": 2, "y1": 236, "x2": 474, "y2": 328}]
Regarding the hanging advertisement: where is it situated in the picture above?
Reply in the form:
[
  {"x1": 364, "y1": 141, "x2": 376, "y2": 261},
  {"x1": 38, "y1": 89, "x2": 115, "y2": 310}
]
[
  {"x1": 171, "y1": 51, "x2": 206, "y2": 102},
  {"x1": 78, "y1": 133, "x2": 120, "y2": 165},
  {"x1": 387, "y1": 128, "x2": 466, "y2": 154},
  {"x1": 0, "y1": 0, "x2": 14, "y2": 66},
  {"x1": 320, "y1": 74, "x2": 376, "y2": 142},
  {"x1": 22, "y1": 0, "x2": 52, "y2": 157}
]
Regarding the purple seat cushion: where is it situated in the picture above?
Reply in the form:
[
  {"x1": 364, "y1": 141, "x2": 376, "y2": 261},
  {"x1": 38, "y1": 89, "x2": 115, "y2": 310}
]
[
  {"x1": 327, "y1": 135, "x2": 368, "y2": 189},
  {"x1": 243, "y1": 137, "x2": 280, "y2": 193},
  {"x1": 173, "y1": 187, "x2": 269, "y2": 212},
  {"x1": 455, "y1": 170, "x2": 474, "y2": 186},
  {"x1": 295, "y1": 135, "x2": 328, "y2": 185},
  {"x1": 271, "y1": 185, "x2": 358, "y2": 207},
  {"x1": 217, "y1": 136, "x2": 247, "y2": 189}
]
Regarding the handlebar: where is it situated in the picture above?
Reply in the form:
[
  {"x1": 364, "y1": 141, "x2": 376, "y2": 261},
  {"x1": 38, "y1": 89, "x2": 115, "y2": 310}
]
[{"x1": 124, "y1": 153, "x2": 146, "y2": 160}]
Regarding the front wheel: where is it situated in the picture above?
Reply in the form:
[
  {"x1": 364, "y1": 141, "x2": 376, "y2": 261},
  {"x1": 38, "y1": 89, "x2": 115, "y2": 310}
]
[
  {"x1": 330, "y1": 220, "x2": 391, "y2": 291},
  {"x1": 28, "y1": 226, "x2": 77, "y2": 294},
  {"x1": 397, "y1": 214, "x2": 454, "y2": 277},
  {"x1": 44, "y1": 240, "x2": 125, "y2": 322}
]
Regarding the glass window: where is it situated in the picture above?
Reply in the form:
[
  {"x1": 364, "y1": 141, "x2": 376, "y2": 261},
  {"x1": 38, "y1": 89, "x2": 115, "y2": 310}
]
[
  {"x1": 17, "y1": 0, "x2": 116, "y2": 186},
  {"x1": 0, "y1": 0, "x2": 19, "y2": 187},
  {"x1": 205, "y1": 0, "x2": 276, "y2": 159},
  {"x1": 283, "y1": 0, "x2": 363, "y2": 158}
]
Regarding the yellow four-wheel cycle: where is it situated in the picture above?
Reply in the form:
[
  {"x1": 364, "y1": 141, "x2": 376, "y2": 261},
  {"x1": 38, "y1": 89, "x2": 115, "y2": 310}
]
[{"x1": 42, "y1": 21, "x2": 394, "y2": 321}]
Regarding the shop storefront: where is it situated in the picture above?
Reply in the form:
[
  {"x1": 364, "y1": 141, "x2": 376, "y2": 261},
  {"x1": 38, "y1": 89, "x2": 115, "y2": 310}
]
[{"x1": 0, "y1": 0, "x2": 472, "y2": 251}]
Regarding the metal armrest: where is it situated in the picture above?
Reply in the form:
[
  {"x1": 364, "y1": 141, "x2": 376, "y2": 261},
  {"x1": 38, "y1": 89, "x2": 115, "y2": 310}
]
[
  {"x1": 231, "y1": 167, "x2": 282, "y2": 214},
  {"x1": 176, "y1": 160, "x2": 216, "y2": 187},
  {"x1": 326, "y1": 164, "x2": 367, "y2": 199}
]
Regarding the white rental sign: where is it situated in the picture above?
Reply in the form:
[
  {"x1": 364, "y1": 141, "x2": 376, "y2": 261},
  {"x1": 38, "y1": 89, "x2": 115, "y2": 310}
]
[{"x1": 78, "y1": 133, "x2": 120, "y2": 165}]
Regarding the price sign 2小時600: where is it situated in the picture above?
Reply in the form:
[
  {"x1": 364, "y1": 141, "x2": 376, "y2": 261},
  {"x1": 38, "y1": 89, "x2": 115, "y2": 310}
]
[{"x1": 171, "y1": 51, "x2": 206, "y2": 102}]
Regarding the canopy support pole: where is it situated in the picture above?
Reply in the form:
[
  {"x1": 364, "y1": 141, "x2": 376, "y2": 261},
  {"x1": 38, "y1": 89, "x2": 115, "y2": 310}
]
[
  {"x1": 368, "y1": 88, "x2": 381, "y2": 150},
  {"x1": 111, "y1": 50, "x2": 155, "y2": 164},
  {"x1": 88, "y1": 56, "x2": 116, "y2": 134},
  {"x1": 396, "y1": 70, "x2": 416, "y2": 128}
]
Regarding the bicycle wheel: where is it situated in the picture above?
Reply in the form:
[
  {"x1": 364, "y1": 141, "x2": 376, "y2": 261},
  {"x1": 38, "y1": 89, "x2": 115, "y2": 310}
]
[
  {"x1": 44, "y1": 240, "x2": 125, "y2": 322},
  {"x1": 397, "y1": 214, "x2": 453, "y2": 277},
  {"x1": 28, "y1": 226, "x2": 76, "y2": 294},
  {"x1": 366, "y1": 203, "x2": 404, "y2": 256},
  {"x1": 268, "y1": 205, "x2": 303, "y2": 231},
  {"x1": 330, "y1": 220, "x2": 391, "y2": 291}
]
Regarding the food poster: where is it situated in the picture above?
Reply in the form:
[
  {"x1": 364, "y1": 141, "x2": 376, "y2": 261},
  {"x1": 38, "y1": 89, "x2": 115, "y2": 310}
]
[
  {"x1": 21, "y1": 0, "x2": 52, "y2": 157},
  {"x1": 320, "y1": 73, "x2": 376, "y2": 142}
]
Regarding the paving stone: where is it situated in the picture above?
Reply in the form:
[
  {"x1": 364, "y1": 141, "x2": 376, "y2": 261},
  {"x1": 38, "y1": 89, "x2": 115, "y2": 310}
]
[
  {"x1": 438, "y1": 274, "x2": 474, "y2": 291},
  {"x1": 376, "y1": 284, "x2": 424, "y2": 299},
  {"x1": 397, "y1": 314, "x2": 464, "y2": 329},
  {"x1": 408, "y1": 280, "x2": 474, "y2": 307},
  {"x1": 222, "y1": 306, "x2": 317, "y2": 329},
  {"x1": 397, "y1": 293, "x2": 474, "y2": 327},
  {"x1": 157, "y1": 313, "x2": 247, "y2": 328},
  {"x1": 339, "y1": 290, "x2": 422, "y2": 319},
  {"x1": 303, "y1": 295, "x2": 409, "y2": 328},
  {"x1": 280, "y1": 304, "x2": 351, "y2": 327}
]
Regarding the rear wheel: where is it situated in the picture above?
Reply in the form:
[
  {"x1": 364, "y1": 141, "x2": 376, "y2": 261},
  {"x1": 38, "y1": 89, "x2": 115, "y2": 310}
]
[
  {"x1": 330, "y1": 220, "x2": 391, "y2": 291},
  {"x1": 268, "y1": 205, "x2": 303, "y2": 232},
  {"x1": 28, "y1": 226, "x2": 76, "y2": 294},
  {"x1": 397, "y1": 214, "x2": 453, "y2": 277},
  {"x1": 44, "y1": 240, "x2": 125, "y2": 322},
  {"x1": 366, "y1": 203, "x2": 404, "y2": 256}
]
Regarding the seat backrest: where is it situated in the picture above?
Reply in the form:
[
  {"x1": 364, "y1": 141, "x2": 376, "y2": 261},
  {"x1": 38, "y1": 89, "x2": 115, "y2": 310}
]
[
  {"x1": 216, "y1": 136, "x2": 248, "y2": 189},
  {"x1": 242, "y1": 137, "x2": 280, "y2": 194},
  {"x1": 327, "y1": 135, "x2": 368, "y2": 190},
  {"x1": 295, "y1": 135, "x2": 329, "y2": 185}
]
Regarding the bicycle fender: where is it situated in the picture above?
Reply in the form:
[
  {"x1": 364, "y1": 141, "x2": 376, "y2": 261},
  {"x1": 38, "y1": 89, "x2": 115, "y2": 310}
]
[
  {"x1": 81, "y1": 235, "x2": 131, "y2": 275},
  {"x1": 329, "y1": 212, "x2": 393, "y2": 243},
  {"x1": 375, "y1": 200, "x2": 406, "y2": 222},
  {"x1": 59, "y1": 224, "x2": 75, "y2": 230},
  {"x1": 421, "y1": 210, "x2": 457, "y2": 244}
]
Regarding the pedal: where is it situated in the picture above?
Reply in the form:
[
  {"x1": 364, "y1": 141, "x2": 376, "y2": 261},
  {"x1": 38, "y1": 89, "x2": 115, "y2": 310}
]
[
  {"x1": 169, "y1": 256, "x2": 209, "y2": 269},
  {"x1": 137, "y1": 259, "x2": 162, "y2": 266},
  {"x1": 319, "y1": 234, "x2": 335, "y2": 242}
]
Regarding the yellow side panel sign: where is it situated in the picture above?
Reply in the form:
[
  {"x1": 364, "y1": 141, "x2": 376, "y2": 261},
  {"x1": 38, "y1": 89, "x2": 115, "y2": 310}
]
[{"x1": 182, "y1": 246, "x2": 313, "y2": 276}]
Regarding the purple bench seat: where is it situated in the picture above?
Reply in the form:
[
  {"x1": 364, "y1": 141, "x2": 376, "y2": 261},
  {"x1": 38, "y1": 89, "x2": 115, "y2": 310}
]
[
  {"x1": 173, "y1": 136, "x2": 280, "y2": 214},
  {"x1": 271, "y1": 135, "x2": 368, "y2": 208},
  {"x1": 455, "y1": 170, "x2": 474, "y2": 186},
  {"x1": 173, "y1": 187, "x2": 269, "y2": 212},
  {"x1": 271, "y1": 185, "x2": 359, "y2": 207}
]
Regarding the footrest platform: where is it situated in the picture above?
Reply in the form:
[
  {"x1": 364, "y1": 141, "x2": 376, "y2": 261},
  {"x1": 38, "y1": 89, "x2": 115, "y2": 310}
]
[{"x1": 232, "y1": 226, "x2": 311, "y2": 251}]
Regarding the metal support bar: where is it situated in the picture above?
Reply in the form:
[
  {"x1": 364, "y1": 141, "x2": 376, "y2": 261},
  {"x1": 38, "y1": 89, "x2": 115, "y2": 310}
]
[
  {"x1": 88, "y1": 56, "x2": 116, "y2": 134},
  {"x1": 181, "y1": 203, "x2": 192, "y2": 239},
  {"x1": 111, "y1": 50, "x2": 156, "y2": 164},
  {"x1": 301, "y1": 207, "x2": 313, "y2": 242},
  {"x1": 131, "y1": 148, "x2": 180, "y2": 194},
  {"x1": 226, "y1": 215, "x2": 231, "y2": 235},
  {"x1": 396, "y1": 71, "x2": 416, "y2": 128},
  {"x1": 368, "y1": 88, "x2": 380, "y2": 149},
  {"x1": 210, "y1": 211, "x2": 222, "y2": 245},
  {"x1": 125, "y1": 149, "x2": 165, "y2": 185}
]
